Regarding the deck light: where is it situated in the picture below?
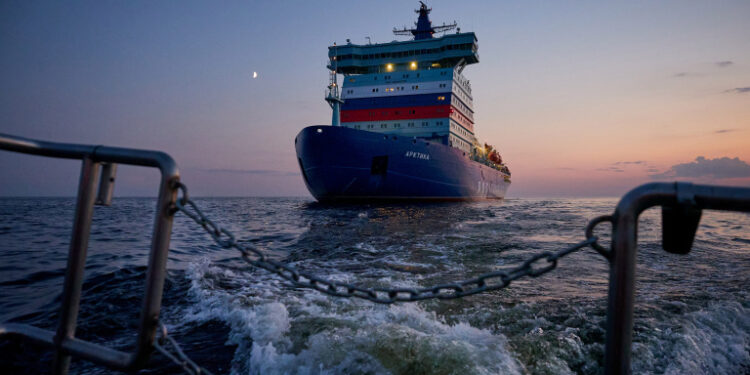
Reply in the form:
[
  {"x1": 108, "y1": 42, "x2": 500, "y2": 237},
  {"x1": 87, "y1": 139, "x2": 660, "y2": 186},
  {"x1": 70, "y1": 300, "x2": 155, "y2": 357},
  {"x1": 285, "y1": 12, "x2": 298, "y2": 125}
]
[
  {"x1": 410, "y1": 61, "x2": 417, "y2": 70},
  {"x1": 386, "y1": 63, "x2": 394, "y2": 72}
]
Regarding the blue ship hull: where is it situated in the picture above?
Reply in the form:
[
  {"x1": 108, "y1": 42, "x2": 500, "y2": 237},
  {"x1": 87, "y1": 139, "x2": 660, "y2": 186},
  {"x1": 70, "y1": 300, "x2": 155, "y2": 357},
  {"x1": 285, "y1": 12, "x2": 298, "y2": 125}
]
[{"x1": 295, "y1": 126, "x2": 510, "y2": 202}]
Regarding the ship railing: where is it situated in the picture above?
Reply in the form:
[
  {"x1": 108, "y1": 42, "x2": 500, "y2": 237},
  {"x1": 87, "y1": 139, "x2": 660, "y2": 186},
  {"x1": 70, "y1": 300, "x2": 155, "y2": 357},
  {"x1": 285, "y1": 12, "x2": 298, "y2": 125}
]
[
  {"x1": 1, "y1": 132, "x2": 749, "y2": 375},
  {"x1": 0, "y1": 133, "x2": 181, "y2": 374},
  {"x1": 602, "y1": 182, "x2": 750, "y2": 374}
]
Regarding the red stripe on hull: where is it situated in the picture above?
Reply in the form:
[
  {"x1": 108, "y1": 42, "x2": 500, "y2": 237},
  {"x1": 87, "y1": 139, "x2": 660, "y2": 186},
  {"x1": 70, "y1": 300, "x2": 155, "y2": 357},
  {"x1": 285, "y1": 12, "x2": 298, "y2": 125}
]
[{"x1": 342, "y1": 105, "x2": 459, "y2": 123}]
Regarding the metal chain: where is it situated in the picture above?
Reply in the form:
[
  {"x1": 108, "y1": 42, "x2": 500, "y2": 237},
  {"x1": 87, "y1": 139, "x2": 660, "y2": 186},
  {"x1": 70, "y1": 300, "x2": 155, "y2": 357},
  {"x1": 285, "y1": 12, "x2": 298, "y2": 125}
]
[
  {"x1": 154, "y1": 323, "x2": 215, "y2": 375},
  {"x1": 172, "y1": 182, "x2": 613, "y2": 304}
]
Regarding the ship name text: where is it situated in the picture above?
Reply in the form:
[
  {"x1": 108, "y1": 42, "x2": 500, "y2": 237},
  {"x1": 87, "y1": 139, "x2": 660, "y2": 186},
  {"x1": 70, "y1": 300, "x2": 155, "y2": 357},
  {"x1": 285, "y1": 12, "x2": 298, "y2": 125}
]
[{"x1": 405, "y1": 151, "x2": 430, "y2": 160}]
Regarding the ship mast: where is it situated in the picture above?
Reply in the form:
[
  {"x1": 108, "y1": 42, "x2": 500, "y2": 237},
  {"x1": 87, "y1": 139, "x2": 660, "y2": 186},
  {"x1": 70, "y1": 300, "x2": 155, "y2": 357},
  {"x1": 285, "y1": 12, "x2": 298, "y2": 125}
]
[
  {"x1": 393, "y1": 1, "x2": 456, "y2": 40},
  {"x1": 325, "y1": 43, "x2": 344, "y2": 126}
]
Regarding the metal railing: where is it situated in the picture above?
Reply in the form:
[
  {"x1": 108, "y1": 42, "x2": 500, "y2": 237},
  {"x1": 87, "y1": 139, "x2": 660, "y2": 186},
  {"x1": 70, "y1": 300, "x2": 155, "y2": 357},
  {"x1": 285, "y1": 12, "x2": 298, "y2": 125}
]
[
  {"x1": 604, "y1": 182, "x2": 750, "y2": 374},
  {"x1": 0, "y1": 133, "x2": 180, "y2": 373},
  {"x1": 1, "y1": 132, "x2": 749, "y2": 374}
]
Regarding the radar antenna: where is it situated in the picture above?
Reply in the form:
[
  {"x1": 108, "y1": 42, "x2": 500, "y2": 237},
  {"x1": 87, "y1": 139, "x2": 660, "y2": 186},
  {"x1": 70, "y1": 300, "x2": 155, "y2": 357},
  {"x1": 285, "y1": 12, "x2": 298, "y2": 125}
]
[{"x1": 393, "y1": 2, "x2": 456, "y2": 40}]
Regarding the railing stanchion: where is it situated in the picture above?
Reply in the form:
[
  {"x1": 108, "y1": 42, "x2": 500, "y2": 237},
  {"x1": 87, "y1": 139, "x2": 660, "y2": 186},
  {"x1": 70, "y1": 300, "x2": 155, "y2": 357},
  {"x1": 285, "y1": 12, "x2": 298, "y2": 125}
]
[
  {"x1": 132, "y1": 173, "x2": 180, "y2": 368},
  {"x1": 604, "y1": 211, "x2": 638, "y2": 375},
  {"x1": 52, "y1": 157, "x2": 100, "y2": 375}
]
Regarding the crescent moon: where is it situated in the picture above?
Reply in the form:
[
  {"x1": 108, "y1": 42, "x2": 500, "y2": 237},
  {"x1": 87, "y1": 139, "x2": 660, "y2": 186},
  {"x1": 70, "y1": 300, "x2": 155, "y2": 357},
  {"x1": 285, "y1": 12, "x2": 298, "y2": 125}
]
[{"x1": 253, "y1": 72, "x2": 258, "y2": 79}]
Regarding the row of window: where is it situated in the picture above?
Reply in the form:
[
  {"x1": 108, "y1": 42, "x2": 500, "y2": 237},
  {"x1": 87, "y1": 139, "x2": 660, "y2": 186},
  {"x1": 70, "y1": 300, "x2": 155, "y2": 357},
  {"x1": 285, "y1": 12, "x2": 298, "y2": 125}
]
[
  {"x1": 345, "y1": 84, "x2": 471, "y2": 107},
  {"x1": 449, "y1": 134, "x2": 472, "y2": 153},
  {"x1": 341, "y1": 95, "x2": 449, "y2": 111},
  {"x1": 351, "y1": 120, "x2": 447, "y2": 130},
  {"x1": 332, "y1": 43, "x2": 475, "y2": 62},
  {"x1": 348, "y1": 85, "x2": 463, "y2": 99},
  {"x1": 350, "y1": 95, "x2": 446, "y2": 105},
  {"x1": 346, "y1": 71, "x2": 458, "y2": 90},
  {"x1": 451, "y1": 96, "x2": 473, "y2": 117},
  {"x1": 361, "y1": 84, "x2": 424, "y2": 94},
  {"x1": 450, "y1": 122, "x2": 472, "y2": 139},
  {"x1": 384, "y1": 85, "x2": 423, "y2": 92},
  {"x1": 348, "y1": 70, "x2": 449, "y2": 85},
  {"x1": 365, "y1": 86, "x2": 420, "y2": 93},
  {"x1": 345, "y1": 83, "x2": 453, "y2": 97},
  {"x1": 453, "y1": 74, "x2": 472, "y2": 95},
  {"x1": 343, "y1": 107, "x2": 446, "y2": 118},
  {"x1": 450, "y1": 109, "x2": 473, "y2": 130},
  {"x1": 454, "y1": 85, "x2": 472, "y2": 104}
]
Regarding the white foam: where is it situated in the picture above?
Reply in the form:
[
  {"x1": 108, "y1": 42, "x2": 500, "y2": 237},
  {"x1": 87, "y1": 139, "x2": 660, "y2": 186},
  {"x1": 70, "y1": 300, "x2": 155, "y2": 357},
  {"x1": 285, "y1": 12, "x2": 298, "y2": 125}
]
[
  {"x1": 184, "y1": 258, "x2": 523, "y2": 375},
  {"x1": 662, "y1": 302, "x2": 749, "y2": 374},
  {"x1": 628, "y1": 301, "x2": 750, "y2": 374}
]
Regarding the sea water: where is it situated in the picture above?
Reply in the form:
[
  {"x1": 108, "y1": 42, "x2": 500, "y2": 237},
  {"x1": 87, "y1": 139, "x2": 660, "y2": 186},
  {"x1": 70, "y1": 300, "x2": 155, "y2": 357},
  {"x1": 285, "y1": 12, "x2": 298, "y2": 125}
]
[{"x1": 0, "y1": 197, "x2": 748, "y2": 374}]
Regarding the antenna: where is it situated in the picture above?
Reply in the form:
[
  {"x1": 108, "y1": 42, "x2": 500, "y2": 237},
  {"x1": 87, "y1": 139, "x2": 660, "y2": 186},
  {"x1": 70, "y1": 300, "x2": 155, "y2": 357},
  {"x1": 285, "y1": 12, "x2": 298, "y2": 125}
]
[{"x1": 433, "y1": 21, "x2": 458, "y2": 34}]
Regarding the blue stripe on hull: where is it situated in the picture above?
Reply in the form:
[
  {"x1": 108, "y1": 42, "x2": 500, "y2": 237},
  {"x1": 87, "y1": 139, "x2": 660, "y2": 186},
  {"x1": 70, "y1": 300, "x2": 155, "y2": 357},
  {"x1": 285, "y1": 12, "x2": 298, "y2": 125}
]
[
  {"x1": 295, "y1": 126, "x2": 510, "y2": 201},
  {"x1": 341, "y1": 93, "x2": 451, "y2": 111}
]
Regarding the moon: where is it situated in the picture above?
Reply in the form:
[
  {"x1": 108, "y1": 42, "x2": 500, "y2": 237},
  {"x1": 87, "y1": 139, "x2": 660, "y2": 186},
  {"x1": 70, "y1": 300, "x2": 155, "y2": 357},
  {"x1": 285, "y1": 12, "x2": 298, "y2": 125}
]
[{"x1": 252, "y1": 71, "x2": 258, "y2": 79}]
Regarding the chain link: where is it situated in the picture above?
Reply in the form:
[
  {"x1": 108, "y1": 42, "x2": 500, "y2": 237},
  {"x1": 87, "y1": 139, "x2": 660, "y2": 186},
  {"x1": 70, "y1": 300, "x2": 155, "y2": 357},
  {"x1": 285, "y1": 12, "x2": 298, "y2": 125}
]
[
  {"x1": 172, "y1": 182, "x2": 612, "y2": 304},
  {"x1": 586, "y1": 215, "x2": 613, "y2": 259},
  {"x1": 153, "y1": 323, "x2": 215, "y2": 375}
]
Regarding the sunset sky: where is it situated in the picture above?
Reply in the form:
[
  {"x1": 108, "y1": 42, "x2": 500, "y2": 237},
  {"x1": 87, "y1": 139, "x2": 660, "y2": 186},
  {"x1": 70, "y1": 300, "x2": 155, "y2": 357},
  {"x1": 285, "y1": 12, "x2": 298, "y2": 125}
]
[{"x1": 1, "y1": 0, "x2": 749, "y2": 197}]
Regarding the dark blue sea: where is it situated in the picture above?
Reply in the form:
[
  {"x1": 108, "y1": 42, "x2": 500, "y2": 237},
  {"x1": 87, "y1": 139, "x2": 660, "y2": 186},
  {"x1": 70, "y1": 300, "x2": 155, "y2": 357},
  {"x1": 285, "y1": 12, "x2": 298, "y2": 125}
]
[{"x1": 1, "y1": 197, "x2": 748, "y2": 374}]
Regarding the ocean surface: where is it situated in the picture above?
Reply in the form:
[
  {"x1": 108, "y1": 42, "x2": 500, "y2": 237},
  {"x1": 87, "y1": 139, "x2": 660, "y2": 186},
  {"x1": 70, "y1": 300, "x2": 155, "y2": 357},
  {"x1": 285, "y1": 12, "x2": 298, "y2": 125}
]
[{"x1": 0, "y1": 197, "x2": 748, "y2": 374}]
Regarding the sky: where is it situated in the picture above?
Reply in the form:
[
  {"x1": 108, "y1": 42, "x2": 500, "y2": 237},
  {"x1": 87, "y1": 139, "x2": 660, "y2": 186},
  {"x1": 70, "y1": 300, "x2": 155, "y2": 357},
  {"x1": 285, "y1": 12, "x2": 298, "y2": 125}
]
[{"x1": 1, "y1": 0, "x2": 749, "y2": 198}]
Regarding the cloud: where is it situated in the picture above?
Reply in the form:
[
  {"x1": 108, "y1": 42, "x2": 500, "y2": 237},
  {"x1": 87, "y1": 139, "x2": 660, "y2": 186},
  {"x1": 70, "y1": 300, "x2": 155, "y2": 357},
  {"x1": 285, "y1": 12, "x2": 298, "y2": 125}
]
[
  {"x1": 673, "y1": 72, "x2": 699, "y2": 78},
  {"x1": 650, "y1": 156, "x2": 750, "y2": 179},
  {"x1": 195, "y1": 168, "x2": 299, "y2": 176},
  {"x1": 714, "y1": 129, "x2": 737, "y2": 134},
  {"x1": 596, "y1": 167, "x2": 625, "y2": 173},
  {"x1": 715, "y1": 61, "x2": 733, "y2": 68},
  {"x1": 725, "y1": 87, "x2": 750, "y2": 94},
  {"x1": 597, "y1": 160, "x2": 653, "y2": 173}
]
